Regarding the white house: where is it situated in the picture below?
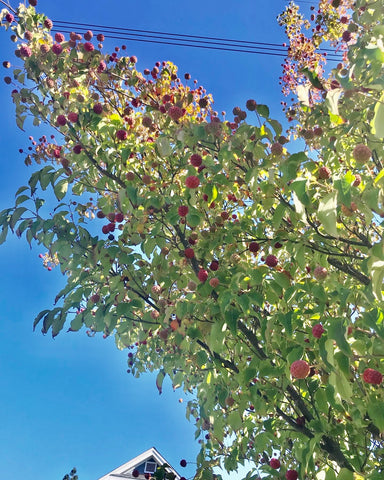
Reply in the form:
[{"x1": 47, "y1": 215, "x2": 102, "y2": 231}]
[{"x1": 97, "y1": 447, "x2": 182, "y2": 480}]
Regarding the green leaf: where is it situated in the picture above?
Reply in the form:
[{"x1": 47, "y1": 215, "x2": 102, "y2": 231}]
[
  {"x1": 328, "y1": 320, "x2": 351, "y2": 355},
  {"x1": 291, "y1": 179, "x2": 310, "y2": 205},
  {"x1": 256, "y1": 104, "x2": 269, "y2": 118},
  {"x1": 334, "y1": 178, "x2": 351, "y2": 208},
  {"x1": 53, "y1": 179, "x2": 68, "y2": 201},
  {"x1": 337, "y1": 468, "x2": 353, "y2": 480},
  {"x1": 317, "y1": 191, "x2": 338, "y2": 237},
  {"x1": 368, "y1": 400, "x2": 384, "y2": 431}
]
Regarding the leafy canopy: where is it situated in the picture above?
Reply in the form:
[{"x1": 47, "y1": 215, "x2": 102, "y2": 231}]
[{"x1": 1, "y1": 0, "x2": 384, "y2": 479}]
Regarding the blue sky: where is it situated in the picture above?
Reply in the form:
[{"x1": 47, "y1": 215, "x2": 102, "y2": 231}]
[{"x1": 0, "y1": 1, "x2": 310, "y2": 479}]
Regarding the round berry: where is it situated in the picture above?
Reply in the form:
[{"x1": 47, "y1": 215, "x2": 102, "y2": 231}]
[
  {"x1": 198, "y1": 269, "x2": 208, "y2": 283},
  {"x1": 184, "y1": 248, "x2": 195, "y2": 259},
  {"x1": 265, "y1": 255, "x2": 278, "y2": 267},
  {"x1": 312, "y1": 323, "x2": 325, "y2": 338},
  {"x1": 269, "y1": 458, "x2": 281, "y2": 469},
  {"x1": 249, "y1": 242, "x2": 260, "y2": 253},
  {"x1": 185, "y1": 176, "x2": 200, "y2": 189},
  {"x1": 362, "y1": 368, "x2": 383, "y2": 385},
  {"x1": 353, "y1": 144, "x2": 371, "y2": 163},
  {"x1": 116, "y1": 129, "x2": 128, "y2": 141},
  {"x1": 190, "y1": 154, "x2": 202, "y2": 167},
  {"x1": 290, "y1": 360, "x2": 310, "y2": 379},
  {"x1": 318, "y1": 166, "x2": 331, "y2": 180},
  {"x1": 84, "y1": 42, "x2": 94, "y2": 52},
  {"x1": 56, "y1": 115, "x2": 67, "y2": 126},
  {"x1": 286, "y1": 470, "x2": 299, "y2": 480},
  {"x1": 313, "y1": 266, "x2": 328, "y2": 280},
  {"x1": 178, "y1": 206, "x2": 189, "y2": 217},
  {"x1": 209, "y1": 260, "x2": 219, "y2": 271},
  {"x1": 180, "y1": 459, "x2": 187, "y2": 468}
]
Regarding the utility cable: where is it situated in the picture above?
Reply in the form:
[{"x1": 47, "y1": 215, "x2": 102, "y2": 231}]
[{"x1": 51, "y1": 19, "x2": 343, "y2": 61}]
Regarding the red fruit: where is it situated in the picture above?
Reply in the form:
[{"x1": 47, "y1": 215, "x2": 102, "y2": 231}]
[
  {"x1": 271, "y1": 142, "x2": 283, "y2": 156},
  {"x1": 107, "y1": 222, "x2": 115, "y2": 232},
  {"x1": 312, "y1": 323, "x2": 325, "y2": 338},
  {"x1": 90, "y1": 293, "x2": 100, "y2": 303},
  {"x1": 178, "y1": 205, "x2": 189, "y2": 217},
  {"x1": 314, "y1": 126, "x2": 323, "y2": 136},
  {"x1": 116, "y1": 130, "x2": 128, "y2": 141},
  {"x1": 54, "y1": 32, "x2": 65, "y2": 43},
  {"x1": 40, "y1": 44, "x2": 50, "y2": 54},
  {"x1": 97, "y1": 61, "x2": 107, "y2": 73},
  {"x1": 28, "y1": 0, "x2": 37, "y2": 5},
  {"x1": 249, "y1": 242, "x2": 260, "y2": 253},
  {"x1": 67, "y1": 112, "x2": 78, "y2": 123},
  {"x1": 56, "y1": 115, "x2": 67, "y2": 126},
  {"x1": 342, "y1": 30, "x2": 352, "y2": 42},
  {"x1": 265, "y1": 255, "x2": 278, "y2": 267},
  {"x1": 84, "y1": 42, "x2": 94, "y2": 52},
  {"x1": 102, "y1": 225, "x2": 109, "y2": 234},
  {"x1": 269, "y1": 458, "x2": 281, "y2": 469},
  {"x1": 209, "y1": 261, "x2": 219, "y2": 272},
  {"x1": 96, "y1": 33, "x2": 105, "y2": 42},
  {"x1": 313, "y1": 266, "x2": 328, "y2": 280},
  {"x1": 184, "y1": 248, "x2": 195, "y2": 259},
  {"x1": 362, "y1": 368, "x2": 383, "y2": 385},
  {"x1": 286, "y1": 470, "x2": 299, "y2": 480},
  {"x1": 130, "y1": 56, "x2": 137, "y2": 63},
  {"x1": 19, "y1": 45, "x2": 32, "y2": 58},
  {"x1": 168, "y1": 106, "x2": 184, "y2": 121},
  {"x1": 132, "y1": 469, "x2": 139, "y2": 478},
  {"x1": 126, "y1": 171, "x2": 135, "y2": 181},
  {"x1": 97, "y1": 211, "x2": 105, "y2": 219},
  {"x1": 221, "y1": 211, "x2": 229, "y2": 220},
  {"x1": 142, "y1": 175, "x2": 151, "y2": 185},
  {"x1": 115, "y1": 213, "x2": 124, "y2": 223},
  {"x1": 93, "y1": 103, "x2": 103, "y2": 114},
  {"x1": 318, "y1": 166, "x2": 331, "y2": 180},
  {"x1": 51, "y1": 43, "x2": 63, "y2": 55},
  {"x1": 84, "y1": 30, "x2": 93, "y2": 41},
  {"x1": 5, "y1": 13, "x2": 14, "y2": 23},
  {"x1": 44, "y1": 18, "x2": 53, "y2": 30},
  {"x1": 185, "y1": 176, "x2": 200, "y2": 189},
  {"x1": 73, "y1": 144, "x2": 82, "y2": 154},
  {"x1": 190, "y1": 154, "x2": 202, "y2": 167},
  {"x1": 209, "y1": 277, "x2": 219, "y2": 288},
  {"x1": 353, "y1": 144, "x2": 371, "y2": 163},
  {"x1": 180, "y1": 459, "x2": 187, "y2": 468},
  {"x1": 246, "y1": 99, "x2": 257, "y2": 111},
  {"x1": 198, "y1": 269, "x2": 208, "y2": 283},
  {"x1": 290, "y1": 360, "x2": 310, "y2": 379}
]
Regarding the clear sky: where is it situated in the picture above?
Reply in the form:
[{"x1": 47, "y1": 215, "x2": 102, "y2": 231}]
[{"x1": 0, "y1": 1, "x2": 311, "y2": 479}]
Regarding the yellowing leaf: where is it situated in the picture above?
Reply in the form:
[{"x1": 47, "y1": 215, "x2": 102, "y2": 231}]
[{"x1": 371, "y1": 96, "x2": 384, "y2": 139}]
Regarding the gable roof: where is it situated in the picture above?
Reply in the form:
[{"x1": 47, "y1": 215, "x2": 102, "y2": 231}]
[{"x1": 97, "y1": 447, "x2": 181, "y2": 480}]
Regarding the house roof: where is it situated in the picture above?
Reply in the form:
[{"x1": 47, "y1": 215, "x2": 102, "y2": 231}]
[{"x1": 97, "y1": 447, "x2": 182, "y2": 480}]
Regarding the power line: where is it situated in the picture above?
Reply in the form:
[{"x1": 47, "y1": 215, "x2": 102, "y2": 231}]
[{"x1": 51, "y1": 19, "x2": 343, "y2": 61}]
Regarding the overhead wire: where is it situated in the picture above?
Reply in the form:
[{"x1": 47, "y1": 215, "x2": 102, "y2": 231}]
[{"x1": 51, "y1": 19, "x2": 343, "y2": 61}]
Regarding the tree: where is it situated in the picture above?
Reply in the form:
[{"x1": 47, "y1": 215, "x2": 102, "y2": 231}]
[{"x1": 1, "y1": 1, "x2": 384, "y2": 479}]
